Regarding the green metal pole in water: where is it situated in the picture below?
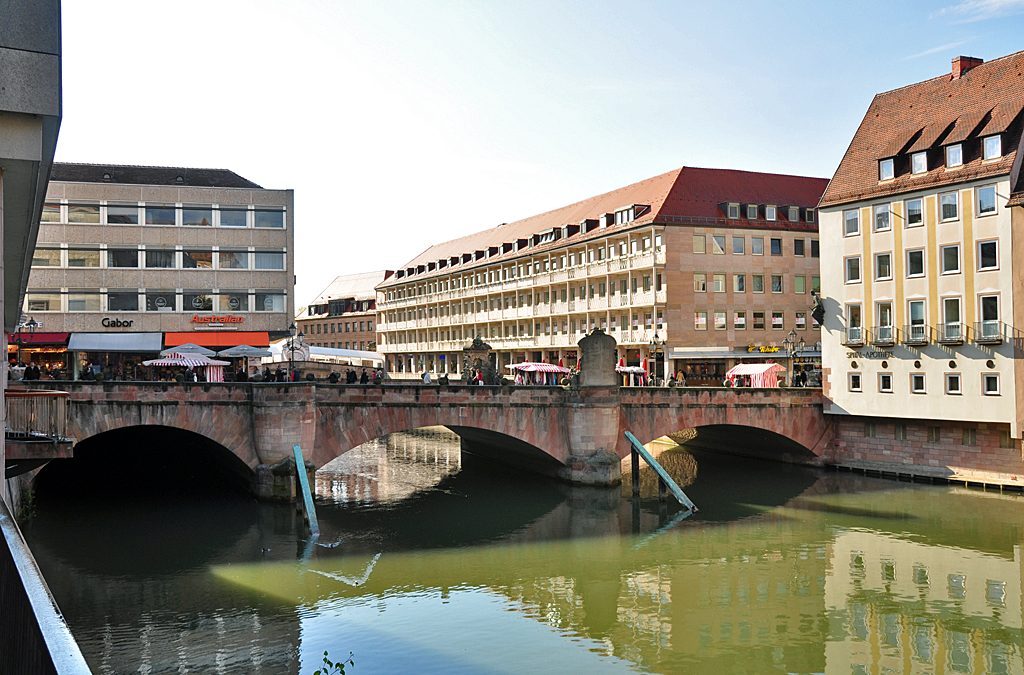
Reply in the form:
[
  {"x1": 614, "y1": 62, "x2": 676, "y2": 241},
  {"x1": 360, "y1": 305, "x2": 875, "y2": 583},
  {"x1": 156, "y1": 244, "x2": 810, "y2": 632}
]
[
  {"x1": 293, "y1": 444, "x2": 320, "y2": 540},
  {"x1": 624, "y1": 431, "x2": 697, "y2": 512}
]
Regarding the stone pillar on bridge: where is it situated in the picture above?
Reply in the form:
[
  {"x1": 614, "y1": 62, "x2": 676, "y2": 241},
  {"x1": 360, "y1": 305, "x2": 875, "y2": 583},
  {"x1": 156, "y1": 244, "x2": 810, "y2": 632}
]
[
  {"x1": 252, "y1": 383, "x2": 318, "y2": 501},
  {"x1": 578, "y1": 329, "x2": 618, "y2": 388},
  {"x1": 461, "y1": 338, "x2": 495, "y2": 384}
]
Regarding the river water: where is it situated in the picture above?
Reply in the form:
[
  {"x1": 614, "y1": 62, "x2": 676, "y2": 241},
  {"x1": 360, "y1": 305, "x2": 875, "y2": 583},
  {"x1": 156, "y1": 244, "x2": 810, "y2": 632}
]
[{"x1": 22, "y1": 428, "x2": 1024, "y2": 675}]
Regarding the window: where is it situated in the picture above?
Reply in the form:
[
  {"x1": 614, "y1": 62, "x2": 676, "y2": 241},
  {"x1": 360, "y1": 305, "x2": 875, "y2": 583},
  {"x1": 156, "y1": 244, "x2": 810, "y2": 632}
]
[
  {"x1": 693, "y1": 234, "x2": 705, "y2": 254},
  {"x1": 713, "y1": 274, "x2": 726, "y2": 292},
  {"x1": 254, "y1": 209, "x2": 285, "y2": 228},
  {"x1": 875, "y1": 252, "x2": 892, "y2": 280},
  {"x1": 895, "y1": 424, "x2": 908, "y2": 440},
  {"x1": 788, "y1": 206, "x2": 799, "y2": 221},
  {"x1": 145, "y1": 291, "x2": 176, "y2": 312},
  {"x1": 712, "y1": 236, "x2": 725, "y2": 254},
  {"x1": 844, "y1": 209, "x2": 860, "y2": 236},
  {"x1": 946, "y1": 144, "x2": 963, "y2": 168},
  {"x1": 107, "y1": 292, "x2": 138, "y2": 311},
  {"x1": 254, "y1": 251, "x2": 285, "y2": 270},
  {"x1": 255, "y1": 292, "x2": 286, "y2": 312},
  {"x1": 911, "y1": 151, "x2": 927, "y2": 174},
  {"x1": 145, "y1": 203, "x2": 176, "y2": 225},
  {"x1": 727, "y1": 203, "x2": 739, "y2": 218},
  {"x1": 795, "y1": 312, "x2": 806, "y2": 329},
  {"x1": 984, "y1": 373, "x2": 1000, "y2": 395},
  {"x1": 746, "y1": 204, "x2": 758, "y2": 219},
  {"x1": 214, "y1": 292, "x2": 245, "y2": 312},
  {"x1": 732, "y1": 237, "x2": 744, "y2": 254},
  {"x1": 67, "y1": 292, "x2": 101, "y2": 311},
  {"x1": 145, "y1": 249, "x2": 175, "y2": 268},
  {"x1": 68, "y1": 203, "x2": 100, "y2": 223},
  {"x1": 771, "y1": 275, "x2": 783, "y2": 293},
  {"x1": 983, "y1": 135, "x2": 1001, "y2": 160},
  {"x1": 107, "y1": 249, "x2": 138, "y2": 268},
  {"x1": 977, "y1": 185, "x2": 997, "y2": 215},
  {"x1": 715, "y1": 311, "x2": 727, "y2": 330},
  {"x1": 218, "y1": 250, "x2": 249, "y2": 269},
  {"x1": 849, "y1": 372, "x2": 862, "y2": 392},
  {"x1": 66, "y1": 248, "x2": 100, "y2": 267},
  {"x1": 184, "y1": 292, "x2": 214, "y2": 311},
  {"x1": 694, "y1": 311, "x2": 707, "y2": 330},
  {"x1": 927, "y1": 425, "x2": 940, "y2": 441},
  {"x1": 794, "y1": 239, "x2": 805, "y2": 256},
  {"x1": 734, "y1": 274, "x2": 745, "y2": 292},
  {"x1": 904, "y1": 198, "x2": 923, "y2": 226},
  {"x1": 795, "y1": 275, "x2": 805, "y2": 293},
  {"x1": 879, "y1": 373, "x2": 893, "y2": 393},
  {"x1": 753, "y1": 311, "x2": 765, "y2": 330},
  {"x1": 182, "y1": 250, "x2": 214, "y2": 269},
  {"x1": 941, "y1": 245, "x2": 960, "y2": 274},
  {"x1": 32, "y1": 248, "x2": 60, "y2": 267},
  {"x1": 772, "y1": 311, "x2": 783, "y2": 329},
  {"x1": 846, "y1": 304, "x2": 862, "y2": 335},
  {"x1": 978, "y1": 240, "x2": 998, "y2": 270},
  {"x1": 945, "y1": 373, "x2": 961, "y2": 395},
  {"x1": 107, "y1": 204, "x2": 139, "y2": 224},
  {"x1": 879, "y1": 158, "x2": 894, "y2": 180},
  {"x1": 25, "y1": 292, "x2": 60, "y2": 312},
  {"x1": 979, "y1": 294, "x2": 1000, "y2": 340},
  {"x1": 845, "y1": 256, "x2": 861, "y2": 283},
  {"x1": 765, "y1": 205, "x2": 777, "y2": 221},
  {"x1": 734, "y1": 311, "x2": 746, "y2": 329},
  {"x1": 908, "y1": 300, "x2": 926, "y2": 340},
  {"x1": 751, "y1": 237, "x2": 763, "y2": 255},
  {"x1": 811, "y1": 275, "x2": 820, "y2": 292},
  {"x1": 41, "y1": 202, "x2": 61, "y2": 223},
  {"x1": 770, "y1": 238, "x2": 782, "y2": 256},
  {"x1": 752, "y1": 274, "x2": 764, "y2": 293},
  {"x1": 693, "y1": 272, "x2": 707, "y2": 292},
  {"x1": 874, "y1": 203, "x2": 891, "y2": 231},
  {"x1": 219, "y1": 207, "x2": 248, "y2": 227},
  {"x1": 940, "y1": 191, "x2": 959, "y2": 221},
  {"x1": 182, "y1": 207, "x2": 213, "y2": 227}
]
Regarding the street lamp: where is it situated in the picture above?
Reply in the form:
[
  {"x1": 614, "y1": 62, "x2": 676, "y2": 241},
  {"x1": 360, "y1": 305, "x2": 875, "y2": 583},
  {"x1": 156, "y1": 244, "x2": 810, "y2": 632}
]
[
  {"x1": 649, "y1": 332, "x2": 665, "y2": 385},
  {"x1": 288, "y1": 323, "x2": 296, "y2": 381},
  {"x1": 782, "y1": 329, "x2": 800, "y2": 387},
  {"x1": 12, "y1": 316, "x2": 38, "y2": 368}
]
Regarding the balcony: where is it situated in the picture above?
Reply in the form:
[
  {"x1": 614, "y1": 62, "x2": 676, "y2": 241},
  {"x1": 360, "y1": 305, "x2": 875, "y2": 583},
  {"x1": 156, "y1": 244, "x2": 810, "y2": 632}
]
[
  {"x1": 869, "y1": 325, "x2": 895, "y2": 347},
  {"x1": 840, "y1": 327, "x2": 864, "y2": 347},
  {"x1": 936, "y1": 322, "x2": 966, "y2": 345},
  {"x1": 901, "y1": 324, "x2": 930, "y2": 346},
  {"x1": 973, "y1": 320, "x2": 1005, "y2": 345},
  {"x1": 589, "y1": 297, "x2": 608, "y2": 310}
]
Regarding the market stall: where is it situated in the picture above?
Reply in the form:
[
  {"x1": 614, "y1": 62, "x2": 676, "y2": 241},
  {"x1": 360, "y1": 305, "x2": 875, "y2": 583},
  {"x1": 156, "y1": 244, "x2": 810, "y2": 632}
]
[
  {"x1": 724, "y1": 362, "x2": 786, "y2": 388},
  {"x1": 143, "y1": 352, "x2": 230, "y2": 382},
  {"x1": 506, "y1": 362, "x2": 569, "y2": 385}
]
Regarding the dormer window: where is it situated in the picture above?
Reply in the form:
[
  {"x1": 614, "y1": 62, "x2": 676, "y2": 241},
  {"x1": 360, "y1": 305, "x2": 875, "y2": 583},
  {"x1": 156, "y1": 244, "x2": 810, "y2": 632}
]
[
  {"x1": 946, "y1": 144, "x2": 963, "y2": 168},
  {"x1": 787, "y1": 206, "x2": 799, "y2": 222},
  {"x1": 727, "y1": 203, "x2": 740, "y2": 219},
  {"x1": 911, "y1": 152, "x2": 927, "y2": 174},
  {"x1": 539, "y1": 230, "x2": 555, "y2": 244},
  {"x1": 879, "y1": 158, "x2": 894, "y2": 181},
  {"x1": 804, "y1": 208, "x2": 815, "y2": 223},
  {"x1": 983, "y1": 135, "x2": 1001, "y2": 160},
  {"x1": 765, "y1": 205, "x2": 777, "y2": 221},
  {"x1": 746, "y1": 204, "x2": 758, "y2": 219},
  {"x1": 615, "y1": 207, "x2": 634, "y2": 225}
]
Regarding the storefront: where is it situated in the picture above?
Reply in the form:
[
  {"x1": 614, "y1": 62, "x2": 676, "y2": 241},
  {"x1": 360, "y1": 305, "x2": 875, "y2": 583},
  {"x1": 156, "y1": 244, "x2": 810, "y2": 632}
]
[
  {"x1": 68, "y1": 333, "x2": 163, "y2": 380},
  {"x1": 790, "y1": 351, "x2": 822, "y2": 387},
  {"x1": 667, "y1": 347, "x2": 787, "y2": 387},
  {"x1": 7, "y1": 332, "x2": 70, "y2": 377},
  {"x1": 164, "y1": 331, "x2": 271, "y2": 349}
]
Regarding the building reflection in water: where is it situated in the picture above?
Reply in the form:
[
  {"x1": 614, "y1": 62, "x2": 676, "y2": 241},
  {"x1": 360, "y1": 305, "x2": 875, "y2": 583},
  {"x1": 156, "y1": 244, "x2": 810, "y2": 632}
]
[{"x1": 315, "y1": 427, "x2": 462, "y2": 504}]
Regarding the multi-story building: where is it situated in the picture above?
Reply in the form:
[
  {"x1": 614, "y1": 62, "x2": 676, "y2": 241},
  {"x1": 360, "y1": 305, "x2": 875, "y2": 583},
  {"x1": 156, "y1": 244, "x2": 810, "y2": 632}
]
[
  {"x1": 18, "y1": 163, "x2": 294, "y2": 378},
  {"x1": 376, "y1": 166, "x2": 827, "y2": 381},
  {"x1": 298, "y1": 270, "x2": 392, "y2": 350},
  {"x1": 819, "y1": 53, "x2": 1024, "y2": 476}
]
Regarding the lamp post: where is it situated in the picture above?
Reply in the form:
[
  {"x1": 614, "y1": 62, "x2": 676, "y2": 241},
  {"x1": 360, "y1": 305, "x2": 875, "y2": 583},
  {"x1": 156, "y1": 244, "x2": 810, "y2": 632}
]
[
  {"x1": 287, "y1": 323, "x2": 296, "y2": 381},
  {"x1": 12, "y1": 316, "x2": 38, "y2": 368},
  {"x1": 649, "y1": 332, "x2": 665, "y2": 385},
  {"x1": 782, "y1": 329, "x2": 799, "y2": 386}
]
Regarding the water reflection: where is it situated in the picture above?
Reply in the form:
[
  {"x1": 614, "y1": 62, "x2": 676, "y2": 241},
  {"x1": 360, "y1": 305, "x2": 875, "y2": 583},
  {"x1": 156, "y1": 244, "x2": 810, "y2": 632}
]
[{"x1": 23, "y1": 429, "x2": 1024, "y2": 674}]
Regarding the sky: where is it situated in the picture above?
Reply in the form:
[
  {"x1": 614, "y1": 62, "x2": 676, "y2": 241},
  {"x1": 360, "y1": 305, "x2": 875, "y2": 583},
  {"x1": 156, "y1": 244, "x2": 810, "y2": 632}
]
[{"x1": 56, "y1": 0, "x2": 1024, "y2": 306}]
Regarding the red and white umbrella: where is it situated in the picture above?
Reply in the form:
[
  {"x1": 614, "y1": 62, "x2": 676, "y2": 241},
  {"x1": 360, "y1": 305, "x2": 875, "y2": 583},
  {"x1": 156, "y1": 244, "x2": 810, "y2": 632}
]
[{"x1": 558, "y1": 358, "x2": 564, "y2": 368}]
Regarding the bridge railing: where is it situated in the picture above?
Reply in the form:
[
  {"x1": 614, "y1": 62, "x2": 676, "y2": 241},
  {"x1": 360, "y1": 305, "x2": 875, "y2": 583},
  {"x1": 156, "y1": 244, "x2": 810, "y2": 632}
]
[{"x1": 4, "y1": 389, "x2": 71, "y2": 442}]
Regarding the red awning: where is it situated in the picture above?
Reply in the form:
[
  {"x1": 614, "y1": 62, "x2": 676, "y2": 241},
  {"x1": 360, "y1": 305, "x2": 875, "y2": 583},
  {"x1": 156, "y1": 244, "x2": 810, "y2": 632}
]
[
  {"x1": 7, "y1": 332, "x2": 70, "y2": 346},
  {"x1": 164, "y1": 332, "x2": 270, "y2": 348}
]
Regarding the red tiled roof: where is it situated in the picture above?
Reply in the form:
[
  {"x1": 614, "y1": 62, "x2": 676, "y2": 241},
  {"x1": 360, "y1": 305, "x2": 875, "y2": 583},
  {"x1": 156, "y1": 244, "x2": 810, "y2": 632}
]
[
  {"x1": 820, "y1": 51, "x2": 1024, "y2": 209},
  {"x1": 380, "y1": 166, "x2": 828, "y2": 288}
]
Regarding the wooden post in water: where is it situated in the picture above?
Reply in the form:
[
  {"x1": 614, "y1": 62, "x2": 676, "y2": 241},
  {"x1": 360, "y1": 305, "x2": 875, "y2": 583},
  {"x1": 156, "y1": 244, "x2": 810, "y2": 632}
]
[{"x1": 631, "y1": 447, "x2": 640, "y2": 496}]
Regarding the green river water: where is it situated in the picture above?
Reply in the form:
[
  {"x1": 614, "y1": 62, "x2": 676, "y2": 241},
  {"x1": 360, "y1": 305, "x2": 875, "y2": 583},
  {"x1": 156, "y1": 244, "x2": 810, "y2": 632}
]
[{"x1": 21, "y1": 427, "x2": 1024, "y2": 675}]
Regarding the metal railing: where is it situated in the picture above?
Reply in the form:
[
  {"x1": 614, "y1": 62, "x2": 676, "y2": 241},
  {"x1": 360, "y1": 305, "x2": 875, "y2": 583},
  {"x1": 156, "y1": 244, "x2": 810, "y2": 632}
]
[
  {"x1": 936, "y1": 322, "x2": 966, "y2": 345},
  {"x1": 869, "y1": 325, "x2": 895, "y2": 347},
  {"x1": 840, "y1": 327, "x2": 864, "y2": 347},
  {"x1": 5, "y1": 390, "x2": 71, "y2": 441},
  {"x1": 901, "y1": 324, "x2": 930, "y2": 346},
  {"x1": 973, "y1": 320, "x2": 1005, "y2": 345}
]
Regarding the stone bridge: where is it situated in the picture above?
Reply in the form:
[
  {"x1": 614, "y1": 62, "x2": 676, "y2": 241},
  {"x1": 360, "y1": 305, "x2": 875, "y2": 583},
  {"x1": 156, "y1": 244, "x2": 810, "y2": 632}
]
[{"x1": 14, "y1": 382, "x2": 831, "y2": 498}]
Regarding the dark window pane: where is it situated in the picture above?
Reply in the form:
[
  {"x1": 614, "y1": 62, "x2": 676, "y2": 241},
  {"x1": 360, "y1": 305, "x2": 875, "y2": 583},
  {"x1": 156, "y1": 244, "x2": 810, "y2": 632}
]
[
  {"x1": 107, "y1": 249, "x2": 138, "y2": 268},
  {"x1": 146, "y1": 250, "x2": 175, "y2": 268},
  {"x1": 219, "y1": 208, "x2": 247, "y2": 227},
  {"x1": 979, "y1": 242, "x2": 997, "y2": 269},
  {"x1": 145, "y1": 292, "x2": 175, "y2": 311},
  {"x1": 794, "y1": 239, "x2": 805, "y2": 256},
  {"x1": 184, "y1": 293, "x2": 213, "y2": 311},
  {"x1": 145, "y1": 204, "x2": 176, "y2": 225},
  {"x1": 183, "y1": 250, "x2": 213, "y2": 269},
  {"x1": 811, "y1": 240, "x2": 819, "y2": 257},
  {"x1": 182, "y1": 208, "x2": 213, "y2": 226},
  {"x1": 108, "y1": 292, "x2": 138, "y2": 311},
  {"x1": 107, "y1": 204, "x2": 139, "y2": 224},
  {"x1": 771, "y1": 238, "x2": 782, "y2": 255},
  {"x1": 254, "y1": 210, "x2": 284, "y2": 228}
]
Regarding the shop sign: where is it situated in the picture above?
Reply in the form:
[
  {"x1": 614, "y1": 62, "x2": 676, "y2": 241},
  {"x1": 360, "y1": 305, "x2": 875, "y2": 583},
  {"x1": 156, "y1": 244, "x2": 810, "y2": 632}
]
[
  {"x1": 190, "y1": 314, "x2": 244, "y2": 330},
  {"x1": 101, "y1": 317, "x2": 134, "y2": 328},
  {"x1": 847, "y1": 349, "x2": 891, "y2": 359},
  {"x1": 747, "y1": 345, "x2": 780, "y2": 353}
]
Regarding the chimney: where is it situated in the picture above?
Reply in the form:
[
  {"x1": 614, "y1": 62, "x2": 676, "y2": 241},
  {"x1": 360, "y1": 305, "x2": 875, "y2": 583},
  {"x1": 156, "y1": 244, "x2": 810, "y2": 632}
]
[{"x1": 952, "y1": 55, "x2": 983, "y2": 80}]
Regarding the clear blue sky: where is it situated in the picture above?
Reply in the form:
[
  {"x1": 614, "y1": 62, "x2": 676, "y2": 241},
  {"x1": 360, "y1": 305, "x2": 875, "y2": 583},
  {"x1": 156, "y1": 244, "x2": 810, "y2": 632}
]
[{"x1": 55, "y1": 0, "x2": 1024, "y2": 306}]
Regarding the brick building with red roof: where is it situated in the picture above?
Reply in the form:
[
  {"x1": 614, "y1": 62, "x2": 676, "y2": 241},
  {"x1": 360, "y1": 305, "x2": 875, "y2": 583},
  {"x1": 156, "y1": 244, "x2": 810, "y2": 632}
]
[
  {"x1": 376, "y1": 165, "x2": 827, "y2": 382},
  {"x1": 819, "y1": 51, "x2": 1024, "y2": 485}
]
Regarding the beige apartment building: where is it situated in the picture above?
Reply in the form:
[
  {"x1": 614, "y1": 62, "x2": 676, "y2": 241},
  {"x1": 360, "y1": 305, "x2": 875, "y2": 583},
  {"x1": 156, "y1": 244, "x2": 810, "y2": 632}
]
[
  {"x1": 18, "y1": 163, "x2": 294, "y2": 378},
  {"x1": 376, "y1": 166, "x2": 827, "y2": 382},
  {"x1": 819, "y1": 53, "x2": 1024, "y2": 476}
]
